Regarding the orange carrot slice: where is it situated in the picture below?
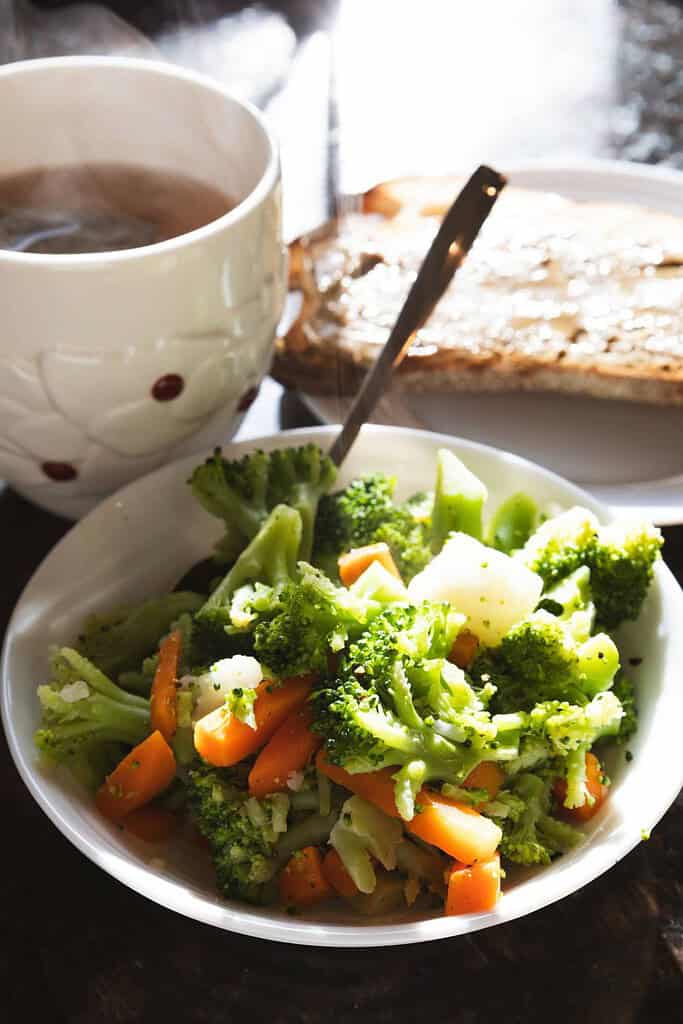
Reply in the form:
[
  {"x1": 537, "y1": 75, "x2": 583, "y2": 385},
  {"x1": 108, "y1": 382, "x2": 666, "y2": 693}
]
[
  {"x1": 463, "y1": 761, "x2": 504, "y2": 800},
  {"x1": 316, "y1": 750, "x2": 501, "y2": 865},
  {"x1": 279, "y1": 846, "x2": 331, "y2": 907},
  {"x1": 150, "y1": 629, "x2": 182, "y2": 742},
  {"x1": 194, "y1": 674, "x2": 315, "y2": 768},
  {"x1": 322, "y1": 848, "x2": 360, "y2": 900},
  {"x1": 316, "y1": 752, "x2": 398, "y2": 817},
  {"x1": 96, "y1": 730, "x2": 176, "y2": 821},
  {"x1": 338, "y1": 543, "x2": 401, "y2": 587},
  {"x1": 248, "y1": 704, "x2": 322, "y2": 798},
  {"x1": 445, "y1": 853, "x2": 501, "y2": 915}
]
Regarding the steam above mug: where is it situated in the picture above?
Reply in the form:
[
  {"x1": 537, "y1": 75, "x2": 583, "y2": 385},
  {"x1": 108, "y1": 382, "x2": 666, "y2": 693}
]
[{"x1": 0, "y1": 56, "x2": 285, "y2": 518}]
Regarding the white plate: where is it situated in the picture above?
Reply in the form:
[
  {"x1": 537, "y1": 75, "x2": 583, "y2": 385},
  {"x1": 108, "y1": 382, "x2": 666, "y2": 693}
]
[
  {"x1": 3, "y1": 424, "x2": 683, "y2": 946},
  {"x1": 304, "y1": 160, "x2": 683, "y2": 525}
]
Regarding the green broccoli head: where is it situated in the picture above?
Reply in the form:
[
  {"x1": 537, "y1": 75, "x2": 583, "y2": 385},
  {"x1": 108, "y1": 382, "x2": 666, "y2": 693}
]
[
  {"x1": 34, "y1": 647, "x2": 150, "y2": 788},
  {"x1": 372, "y1": 518, "x2": 432, "y2": 581},
  {"x1": 519, "y1": 506, "x2": 600, "y2": 585},
  {"x1": 500, "y1": 690, "x2": 626, "y2": 786},
  {"x1": 473, "y1": 609, "x2": 621, "y2": 714},
  {"x1": 315, "y1": 473, "x2": 397, "y2": 552},
  {"x1": 251, "y1": 563, "x2": 383, "y2": 679},
  {"x1": 313, "y1": 603, "x2": 508, "y2": 817},
  {"x1": 189, "y1": 444, "x2": 337, "y2": 563},
  {"x1": 190, "y1": 448, "x2": 271, "y2": 561},
  {"x1": 313, "y1": 473, "x2": 432, "y2": 582},
  {"x1": 518, "y1": 506, "x2": 662, "y2": 630},
  {"x1": 495, "y1": 772, "x2": 583, "y2": 866},
  {"x1": 589, "y1": 521, "x2": 663, "y2": 630},
  {"x1": 186, "y1": 766, "x2": 289, "y2": 902},
  {"x1": 202, "y1": 558, "x2": 390, "y2": 680},
  {"x1": 530, "y1": 691, "x2": 625, "y2": 755}
]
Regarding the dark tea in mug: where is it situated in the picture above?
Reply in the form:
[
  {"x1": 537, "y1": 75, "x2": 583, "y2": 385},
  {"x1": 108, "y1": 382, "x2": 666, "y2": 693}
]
[{"x1": 0, "y1": 163, "x2": 234, "y2": 254}]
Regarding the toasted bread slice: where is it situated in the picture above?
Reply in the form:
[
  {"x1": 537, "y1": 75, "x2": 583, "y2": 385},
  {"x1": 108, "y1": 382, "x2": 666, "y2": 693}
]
[{"x1": 273, "y1": 177, "x2": 683, "y2": 405}]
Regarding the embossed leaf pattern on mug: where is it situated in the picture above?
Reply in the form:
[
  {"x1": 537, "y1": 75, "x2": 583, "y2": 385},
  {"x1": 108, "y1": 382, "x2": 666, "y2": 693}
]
[{"x1": 0, "y1": 329, "x2": 267, "y2": 492}]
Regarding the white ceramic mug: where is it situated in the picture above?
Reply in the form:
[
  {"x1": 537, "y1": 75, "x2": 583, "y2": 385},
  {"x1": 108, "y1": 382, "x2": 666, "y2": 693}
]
[{"x1": 0, "y1": 56, "x2": 285, "y2": 518}]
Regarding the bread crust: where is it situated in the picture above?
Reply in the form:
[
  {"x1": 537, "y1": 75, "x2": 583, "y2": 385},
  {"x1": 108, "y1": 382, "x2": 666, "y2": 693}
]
[{"x1": 274, "y1": 177, "x2": 683, "y2": 405}]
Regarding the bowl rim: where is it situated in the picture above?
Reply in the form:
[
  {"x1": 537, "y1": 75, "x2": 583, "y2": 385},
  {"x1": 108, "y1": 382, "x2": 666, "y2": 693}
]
[{"x1": 3, "y1": 423, "x2": 682, "y2": 946}]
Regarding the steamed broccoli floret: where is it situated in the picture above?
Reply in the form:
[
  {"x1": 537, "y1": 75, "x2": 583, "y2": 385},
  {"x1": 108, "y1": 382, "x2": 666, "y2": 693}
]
[
  {"x1": 519, "y1": 507, "x2": 600, "y2": 587},
  {"x1": 529, "y1": 692, "x2": 625, "y2": 753},
  {"x1": 500, "y1": 690, "x2": 625, "y2": 787},
  {"x1": 34, "y1": 647, "x2": 150, "y2": 787},
  {"x1": 372, "y1": 519, "x2": 433, "y2": 581},
  {"x1": 186, "y1": 766, "x2": 289, "y2": 902},
  {"x1": 495, "y1": 772, "x2": 583, "y2": 866},
  {"x1": 518, "y1": 507, "x2": 662, "y2": 630},
  {"x1": 77, "y1": 592, "x2": 204, "y2": 681},
  {"x1": 190, "y1": 444, "x2": 337, "y2": 562},
  {"x1": 200, "y1": 547, "x2": 393, "y2": 679},
  {"x1": 472, "y1": 610, "x2": 620, "y2": 713},
  {"x1": 313, "y1": 473, "x2": 431, "y2": 581},
  {"x1": 589, "y1": 521, "x2": 663, "y2": 630},
  {"x1": 190, "y1": 448, "x2": 270, "y2": 562},
  {"x1": 313, "y1": 603, "x2": 516, "y2": 818},
  {"x1": 249, "y1": 563, "x2": 385, "y2": 678},
  {"x1": 197, "y1": 505, "x2": 302, "y2": 632},
  {"x1": 315, "y1": 473, "x2": 396, "y2": 554}
]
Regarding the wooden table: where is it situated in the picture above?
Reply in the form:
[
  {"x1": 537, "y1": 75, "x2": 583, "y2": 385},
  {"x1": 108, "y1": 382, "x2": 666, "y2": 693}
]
[{"x1": 3, "y1": 2, "x2": 683, "y2": 1020}]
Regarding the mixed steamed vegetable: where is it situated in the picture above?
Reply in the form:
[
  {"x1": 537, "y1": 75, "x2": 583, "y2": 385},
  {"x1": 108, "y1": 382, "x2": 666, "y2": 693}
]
[{"x1": 34, "y1": 444, "x2": 662, "y2": 918}]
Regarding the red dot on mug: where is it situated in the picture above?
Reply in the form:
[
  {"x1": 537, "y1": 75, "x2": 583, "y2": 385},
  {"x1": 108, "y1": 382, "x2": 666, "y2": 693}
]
[
  {"x1": 151, "y1": 373, "x2": 185, "y2": 401},
  {"x1": 237, "y1": 385, "x2": 259, "y2": 412},
  {"x1": 42, "y1": 461, "x2": 78, "y2": 482}
]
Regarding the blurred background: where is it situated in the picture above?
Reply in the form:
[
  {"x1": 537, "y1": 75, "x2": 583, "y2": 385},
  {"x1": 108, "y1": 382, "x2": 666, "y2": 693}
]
[{"x1": 3, "y1": 0, "x2": 683, "y2": 242}]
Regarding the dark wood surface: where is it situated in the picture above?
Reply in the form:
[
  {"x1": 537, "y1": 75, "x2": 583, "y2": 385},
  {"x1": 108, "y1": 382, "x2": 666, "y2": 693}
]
[{"x1": 3, "y1": 1, "x2": 683, "y2": 1020}]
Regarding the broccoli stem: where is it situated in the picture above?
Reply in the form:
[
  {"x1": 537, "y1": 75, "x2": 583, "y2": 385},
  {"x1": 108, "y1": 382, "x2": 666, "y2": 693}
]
[
  {"x1": 198, "y1": 505, "x2": 302, "y2": 627},
  {"x1": 76, "y1": 592, "x2": 204, "y2": 678},
  {"x1": 60, "y1": 648, "x2": 149, "y2": 708},
  {"x1": 487, "y1": 493, "x2": 538, "y2": 554},
  {"x1": 273, "y1": 811, "x2": 339, "y2": 867},
  {"x1": 431, "y1": 448, "x2": 488, "y2": 552},
  {"x1": 563, "y1": 744, "x2": 592, "y2": 808},
  {"x1": 393, "y1": 759, "x2": 427, "y2": 820}
]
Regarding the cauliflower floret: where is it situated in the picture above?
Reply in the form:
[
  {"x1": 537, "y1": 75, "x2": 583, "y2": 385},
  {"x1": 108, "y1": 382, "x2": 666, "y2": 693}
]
[
  {"x1": 192, "y1": 655, "x2": 263, "y2": 722},
  {"x1": 408, "y1": 532, "x2": 543, "y2": 646}
]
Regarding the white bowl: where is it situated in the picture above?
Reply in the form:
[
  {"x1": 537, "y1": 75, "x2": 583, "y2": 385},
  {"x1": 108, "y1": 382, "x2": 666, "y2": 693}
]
[{"x1": 2, "y1": 425, "x2": 682, "y2": 946}]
